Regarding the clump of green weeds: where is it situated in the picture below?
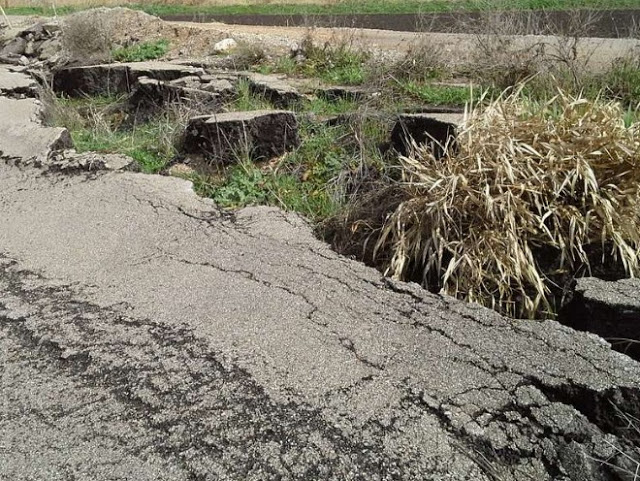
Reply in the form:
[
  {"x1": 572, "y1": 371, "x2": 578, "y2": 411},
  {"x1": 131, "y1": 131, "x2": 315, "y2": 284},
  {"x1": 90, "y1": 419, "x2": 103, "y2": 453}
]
[
  {"x1": 192, "y1": 118, "x2": 386, "y2": 221},
  {"x1": 112, "y1": 39, "x2": 169, "y2": 62},
  {"x1": 44, "y1": 92, "x2": 188, "y2": 173},
  {"x1": 227, "y1": 79, "x2": 274, "y2": 111},
  {"x1": 605, "y1": 56, "x2": 640, "y2": 107},
  {"x1": 300, "y1": 34, "x2": 369, "y2": 85},
  {"x1": 399, "y1": 81, "x2": 478, "y2": 106},
  {"x1": 263, "y1": 32, "x2": 370, "y2": 85}
]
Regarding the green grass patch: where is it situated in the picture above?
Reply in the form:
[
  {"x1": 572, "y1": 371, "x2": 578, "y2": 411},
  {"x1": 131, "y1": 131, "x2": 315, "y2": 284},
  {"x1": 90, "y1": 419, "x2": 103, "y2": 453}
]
[
  {"x1": 193, "y1": 163, "x2": 340, "y2": 220},
  {"x1": 71, "y1": 121, "x2": 174, "y2": 173},
  {"x1": 300, "y1": 42, "x2": 368, "y2": 85},
  {"x1": 297, "y1": 97, "x2": 359, "y2": 116},
  {"x1": 258, "y1": 37, "x2": 369, "y2": 85},
  {"x1": 191, "y1": 120, "x2": 384, "y2": 220},
  {"x1": 112, "y1": 39, "x2": 169, "y2": 62},
  {"x1": 605, "y1": 59, "x2": 640, "y2": 107},
  {"x1": 400, "y1": 82, "x2": 478, "y2": 106},
  {"x1": 46, "y1": 94, "x2": 183, "y2": 173},
  {"x1": 227, "y1": 79, "x2": 274, "y2": 111}
]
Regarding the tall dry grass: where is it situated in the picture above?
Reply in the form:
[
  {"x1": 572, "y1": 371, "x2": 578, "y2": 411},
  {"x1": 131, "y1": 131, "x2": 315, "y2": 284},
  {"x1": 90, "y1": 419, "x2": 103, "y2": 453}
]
[{"x1": 330, "y1": 87, "x2": 640, "y2": 319}]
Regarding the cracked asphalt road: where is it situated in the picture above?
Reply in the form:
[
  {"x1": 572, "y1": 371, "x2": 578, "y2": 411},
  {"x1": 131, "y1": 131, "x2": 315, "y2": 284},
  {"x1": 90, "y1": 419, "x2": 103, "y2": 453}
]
[{"x1": 1, "y1": 65, "x2": 640, "y2": 480}]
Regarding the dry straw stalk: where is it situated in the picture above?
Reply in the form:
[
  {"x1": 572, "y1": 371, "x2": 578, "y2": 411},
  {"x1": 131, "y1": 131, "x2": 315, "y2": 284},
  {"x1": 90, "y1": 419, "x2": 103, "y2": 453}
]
[{"x1": 375, "y1": 87, "x2": 640, "y2": 318}]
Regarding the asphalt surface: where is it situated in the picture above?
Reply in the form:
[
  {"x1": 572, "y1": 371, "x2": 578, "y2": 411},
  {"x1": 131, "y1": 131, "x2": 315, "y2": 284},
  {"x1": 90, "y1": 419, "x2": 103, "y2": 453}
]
[{"x1": 1, "y1": 65, "x2": 640, "y2": 480}]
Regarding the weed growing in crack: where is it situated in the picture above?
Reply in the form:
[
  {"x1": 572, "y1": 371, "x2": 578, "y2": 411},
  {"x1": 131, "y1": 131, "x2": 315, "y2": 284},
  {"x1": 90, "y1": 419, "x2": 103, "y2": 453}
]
[{"x1": 227, "y1": 79, "x2": 274, "y2": 112}]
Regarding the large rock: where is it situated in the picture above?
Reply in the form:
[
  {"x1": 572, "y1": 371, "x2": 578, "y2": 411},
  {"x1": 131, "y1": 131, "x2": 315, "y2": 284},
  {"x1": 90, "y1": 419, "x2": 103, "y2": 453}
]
[
  {"x1": 561, "y1": 277, "x2": 640, "y2": 359},
  {"x1": 53, "y1": 61, "x2": 205, "y2": 97},
  {"x1": 183, "y1": 110, "x2": 299, "y2": 163},
  {"x1": 390, "y1": 112, "x2": 463, "y2": 157},
  {"x1": 0, "y1": 37, "x2": 27, "y2": 56}
]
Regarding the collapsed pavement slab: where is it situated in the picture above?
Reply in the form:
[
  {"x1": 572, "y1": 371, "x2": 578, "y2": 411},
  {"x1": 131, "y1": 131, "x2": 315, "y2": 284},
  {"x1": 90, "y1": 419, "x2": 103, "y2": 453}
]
[
  {"x1": 183, "y1": 109, "x2": 299, "y2": 164},
  {"x1": 0, "y1": 98, "x2": 71, "y2": 160},
  {"x1": 0, "y1": 64, "x2": 38, "y2": 93},
  {"x1": 0, "y1": 67, "x2": 72, "y2": 160},
  {"x1": 315, "y1": 85, "x2": 374, "y2": 102},
  {"x1": 53, "y1": 61, "x2": 205, "y2": 96},
  {"x1": 128, "y1": 76, "x2": 222, "y2": 120},
  {"x1": 561, "y1": 277, "x2": 640, "y2": 360},
  {"x1": 390, "y1": 112, "x2": 463, "y2": 157},
  {"x1": 244, "y1": 72, "x2": 303, "y2": 108},
  {"x1": 2, "y1": 157, "x2": 640, "y2": 480}
]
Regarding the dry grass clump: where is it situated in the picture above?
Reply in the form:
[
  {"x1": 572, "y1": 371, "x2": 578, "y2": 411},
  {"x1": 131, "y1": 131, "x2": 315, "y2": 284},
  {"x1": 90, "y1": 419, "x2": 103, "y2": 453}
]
[
  {"x1": 467, "y1": 9, "x2": 603, "y2": 92},
  {"x1": 335, "y1": 88, "x2": 640, "y2": 318},
  {"x1": 61, "y1": 8, "x2": 114, "y2": 62}
]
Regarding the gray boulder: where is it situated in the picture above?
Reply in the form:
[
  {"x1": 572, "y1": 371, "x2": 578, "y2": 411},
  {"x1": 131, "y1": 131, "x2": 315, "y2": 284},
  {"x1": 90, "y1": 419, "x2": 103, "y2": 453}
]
[
  {"x1": 183, "y1": 110, "x2": 299, "y2": 164},
  {"x1": 38, "y1": 37, "x2": 62, "y2": 61},
  {"x1": 1, "y1": 37, "x2": 27, "y2": 56}
]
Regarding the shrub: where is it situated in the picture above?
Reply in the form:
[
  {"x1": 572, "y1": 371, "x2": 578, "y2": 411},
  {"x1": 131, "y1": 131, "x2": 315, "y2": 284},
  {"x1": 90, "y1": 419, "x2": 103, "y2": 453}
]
[
  {"x1": 330, "y1": 88, "x2": 640, "y2": 318},
  {"x1": 296, "y1": 33, "x2": 370, "y2": 85}
]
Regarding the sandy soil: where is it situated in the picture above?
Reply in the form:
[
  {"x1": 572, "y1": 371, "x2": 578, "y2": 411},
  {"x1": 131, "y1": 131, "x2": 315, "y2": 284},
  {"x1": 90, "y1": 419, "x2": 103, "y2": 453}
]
[{"x1": 167, "y1": 19, "x2": 640, "y2": 72}]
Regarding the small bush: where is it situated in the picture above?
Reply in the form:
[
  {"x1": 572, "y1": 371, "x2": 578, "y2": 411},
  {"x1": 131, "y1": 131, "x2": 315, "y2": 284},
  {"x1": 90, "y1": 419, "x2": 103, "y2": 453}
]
[
  {"x1": 112, "y1": 39, "x2": 169, "y2": 62},
  {"x1": 295, "y1": 33, "x2": 370, "y2": 85},
  {"x1": 330, "y1": 88, "x2": 640, "y2": 318}
]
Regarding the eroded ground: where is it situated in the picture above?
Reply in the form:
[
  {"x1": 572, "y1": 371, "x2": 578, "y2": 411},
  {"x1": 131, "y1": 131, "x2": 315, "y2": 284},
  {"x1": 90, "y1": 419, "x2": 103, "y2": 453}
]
[{"x1": 0, "y1": 64, "x2": 640, "y2": 480}]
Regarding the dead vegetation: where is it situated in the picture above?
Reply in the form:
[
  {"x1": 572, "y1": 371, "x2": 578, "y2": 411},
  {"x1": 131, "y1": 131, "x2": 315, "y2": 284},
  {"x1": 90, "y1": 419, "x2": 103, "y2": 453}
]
[
  {"x1": 326, "y1": 88, "x2": 640, "y2": 318},
  {"x1": 61, "y1": 8, "x2": 114, "y2": 62}
]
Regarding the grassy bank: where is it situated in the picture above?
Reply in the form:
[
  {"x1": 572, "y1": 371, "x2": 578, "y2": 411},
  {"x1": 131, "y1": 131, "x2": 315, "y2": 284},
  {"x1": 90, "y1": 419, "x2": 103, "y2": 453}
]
[{"x1": 6, "y1": 0, "x2": 640, "y2": 18}]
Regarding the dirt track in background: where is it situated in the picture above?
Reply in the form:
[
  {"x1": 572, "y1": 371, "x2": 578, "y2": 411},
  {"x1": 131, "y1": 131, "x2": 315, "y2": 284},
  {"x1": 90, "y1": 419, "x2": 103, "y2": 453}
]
[{"x1": 166, "y1": 19, "x2": 640, "y2": 72}]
